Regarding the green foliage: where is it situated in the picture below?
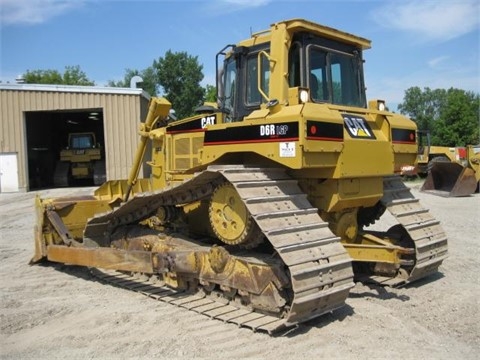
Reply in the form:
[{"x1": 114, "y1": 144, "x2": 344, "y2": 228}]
[
  {"x1": 432, "y1": 89, "x2": 480, "y2": 146},
  {"x1": 204, "y1": 84, "x2": 217, "y2": 102},
  {"x1": 398, "y1": 87, "x2": 479, "y2": 146},
  {"x1": 108, "y1": 51, "x2": 207, "y2": 117},
  {"x1": 153, "y1": 50, "x2": 205, "y2": 119},
  {"x1": 107, "y1": 68, "x2": 157, "y2": 96},
  {"x1": 23, "y1": 65, "x2": 94, "y2": 85},
  {"x1": 397, "y1": 87, "x2": 446, "y2": 131}
]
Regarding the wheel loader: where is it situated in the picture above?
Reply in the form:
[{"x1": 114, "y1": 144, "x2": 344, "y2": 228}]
[
  {"x1": 31, "y1": 19, "x2": 448, "y2": 334},
  {"x1": 416, "y1": 130, "x2": 479, "y2": 197}
]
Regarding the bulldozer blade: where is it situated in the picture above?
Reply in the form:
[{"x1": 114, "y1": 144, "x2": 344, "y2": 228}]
[
  {"x1": 421, "y1": 162, "x2": 477, "y2": 197},
  {"x1": 94, "y1": 178, "x2": 152, "y2": 202}
]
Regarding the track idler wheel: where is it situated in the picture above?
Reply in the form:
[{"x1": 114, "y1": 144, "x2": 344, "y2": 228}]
[{"x1": 209, "y1": 182, "x2": 263, "y2": 248}]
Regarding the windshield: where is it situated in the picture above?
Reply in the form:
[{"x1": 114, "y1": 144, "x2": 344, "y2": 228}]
[
  {"x1": 307, "y1": 45, "x2": 365, "y2": 107},
  {"x1": 70, "y1": 134, "x2": 94, "y2": 149}
]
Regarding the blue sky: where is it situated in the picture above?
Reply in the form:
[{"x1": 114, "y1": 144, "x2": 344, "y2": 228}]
[{"x1": 1, "y1": 0, "x2": 479, "y2": 109}]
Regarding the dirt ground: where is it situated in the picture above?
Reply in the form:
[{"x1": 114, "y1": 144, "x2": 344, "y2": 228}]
[{"x1": 0, "y1": 180, "x2": 479, "y2": 359}]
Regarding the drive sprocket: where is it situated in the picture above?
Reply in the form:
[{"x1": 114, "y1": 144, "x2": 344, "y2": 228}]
[{"x1": 208, "y1": 182, "x2": 263, "y2": 248}]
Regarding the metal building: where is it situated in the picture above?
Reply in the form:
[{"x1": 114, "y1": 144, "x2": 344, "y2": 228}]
[{"x1": 0, "y1": 84, "x2": 150, "y2": 192}]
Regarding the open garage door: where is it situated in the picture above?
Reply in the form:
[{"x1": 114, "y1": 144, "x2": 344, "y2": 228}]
[{"x1": 25, "y1": 109, "x2": 105, "y2": 190}]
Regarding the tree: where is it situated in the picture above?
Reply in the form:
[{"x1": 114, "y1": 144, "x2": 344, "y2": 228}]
[
  {"x1": 397, "y1": 87, "x2": 446, "y2": 131},
  {"x1": 153, "y1": 50, "x2": 204, "y2": 119},
  {"x1": 23, "y1": 65, "x2": 94, "y2": 85},
  {"x1": 107, "y1": 67, "x2": 157, "y2": 96},
  {"x1": 432, "y1": 89, "x2": 480, "y2": 146},
  {"x1": 204, "y1": 84, "x2": 217, "y2": 103},
  {"x1": 398, "y1": 86, "x2": 479, "y2": 146}
]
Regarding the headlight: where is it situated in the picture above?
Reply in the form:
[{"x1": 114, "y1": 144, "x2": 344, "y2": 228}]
[
  {"x1": 300, "y1": 89, "x2": 309, "y2": 103},
  {"x1": 378, "y1": 100, "x2": 386, "y2": 111},
  {"x1": 368, "y1": 99, "x2": 386, "y2": 111}
]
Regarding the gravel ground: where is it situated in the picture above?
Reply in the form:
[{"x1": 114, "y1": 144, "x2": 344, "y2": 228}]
[{"x1": 0, "y1": 180, "x2": 479, "y2": 359}]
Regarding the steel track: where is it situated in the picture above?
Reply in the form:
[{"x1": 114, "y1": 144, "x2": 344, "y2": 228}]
[
  {"x1": 84, "y1": 165, "x2": 354, "y2": 333},
  {"x1": 378, "y1": 175, "x2": 448, "y2": 285},
  {"x1": 82, "y1": 168, "x2": 447, "y2": 332}
]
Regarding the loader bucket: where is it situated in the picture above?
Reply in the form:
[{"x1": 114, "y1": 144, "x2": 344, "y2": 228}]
[{"x1": 421, "y1": 162, "x2": 478, "y2": 197}]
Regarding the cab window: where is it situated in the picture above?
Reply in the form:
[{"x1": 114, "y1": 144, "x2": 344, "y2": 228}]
[
  {"x1": 70, "y1": 134, "x2": 93, "y2": 149},
  {"x1": 245, "y1": 53, "x2": 270, "y2": 106},
  {"x1": 288, "y1": 42, "x2": 302, "y2": 87},
  {"x1": 308, "y1": 45, "x2": 364, "y2": 107},
  {"x1": 223, "y1": 59, "x2": 237, "y2": 119}
]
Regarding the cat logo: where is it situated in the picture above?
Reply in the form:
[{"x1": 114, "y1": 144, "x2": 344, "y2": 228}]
[
  {"x1": 342, "y1": 114, "x2": 376, "y2": 139},
  {"x1": 201, "y1": 115, "x2": 216, "y2": 128}
]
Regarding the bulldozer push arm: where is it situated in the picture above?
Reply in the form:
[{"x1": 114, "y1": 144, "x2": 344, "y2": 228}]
[{"x1": 124, "y1": 97, "x2": 171, "y2": 202}]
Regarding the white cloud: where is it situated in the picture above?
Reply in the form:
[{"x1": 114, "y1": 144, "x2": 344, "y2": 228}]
[
  {"x1": 372, "y1": 0, "x2": 480, "y2": 42},
  {"x1": 0, "y1": 0, "x2": 85, "y2": 26},
  {"x1": 427, "y1": 55, "x2": 450, "y2": 70}
]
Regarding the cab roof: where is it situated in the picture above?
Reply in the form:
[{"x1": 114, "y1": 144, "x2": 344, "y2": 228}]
[{"x1": 240, "y1": 18, "x2": 371, "y2": 50}]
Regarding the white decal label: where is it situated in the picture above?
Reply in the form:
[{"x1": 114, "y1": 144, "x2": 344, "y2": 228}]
[
  {"x1": 279, "y1": 142, "x2": 295, "y2": 158},
  {"x1": 201, "y1": 115, "x2": 216, "y2": 128}
]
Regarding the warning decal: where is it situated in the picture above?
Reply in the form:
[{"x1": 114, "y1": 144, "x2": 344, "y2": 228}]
[{"x1": 279, "y1": 142, "x2": 296, "y2": 157}]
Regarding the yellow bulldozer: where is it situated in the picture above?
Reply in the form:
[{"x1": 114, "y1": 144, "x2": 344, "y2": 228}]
[
  {"x1": 31, "y1": 19, "x2": 448, "y2": 334},
  {"x1": 53, "y1": 132, "x2": 106, "y2": 187},
  {"x1": 415, "y1": 130, "x2": 479, "y2": 197}
]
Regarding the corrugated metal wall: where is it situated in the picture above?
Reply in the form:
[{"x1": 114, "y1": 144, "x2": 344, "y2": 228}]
[{"x1": 0, "y1": 86, "x2": 150, "y2": 191}]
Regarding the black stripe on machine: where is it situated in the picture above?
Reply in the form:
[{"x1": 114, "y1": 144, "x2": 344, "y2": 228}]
[
  {"x1": 167, "y1": 114, "x2": 217, "y2": 134},
  {"x1": 204, "y1": 122, "x2": 299, "y2": 145},
  {"x1": 306, "y1": 120, "x2": 344, "y2": 141},
  {"x1": 392, "y1": 128, "x2": 416, "y2": 144}
]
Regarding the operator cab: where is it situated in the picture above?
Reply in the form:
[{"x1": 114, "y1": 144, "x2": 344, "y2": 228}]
[
  {"x1": 216, "y1": 26, "x2": 367, "y2": 122},
  {"x1": 68, "y1": 133, "x2": 96, "y2": 149}
]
